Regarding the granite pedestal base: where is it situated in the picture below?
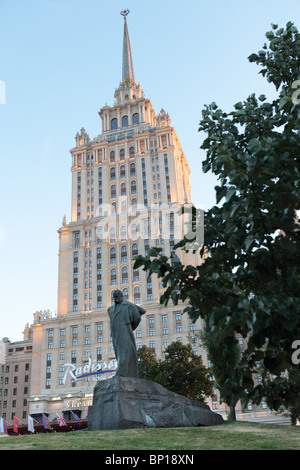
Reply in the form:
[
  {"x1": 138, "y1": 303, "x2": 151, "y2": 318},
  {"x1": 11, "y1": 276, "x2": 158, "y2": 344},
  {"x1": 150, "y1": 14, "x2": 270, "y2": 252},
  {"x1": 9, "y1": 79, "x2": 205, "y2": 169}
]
[{"x1": 88, "y1": 375, "x2": 223, "y2": 430}]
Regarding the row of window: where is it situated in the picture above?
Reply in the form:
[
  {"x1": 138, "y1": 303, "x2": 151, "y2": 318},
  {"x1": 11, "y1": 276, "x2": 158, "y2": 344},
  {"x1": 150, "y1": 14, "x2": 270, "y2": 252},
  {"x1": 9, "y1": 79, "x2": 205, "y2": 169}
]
[
  {"x1": 0, "y1": 374, "x2": 29, "y2": 385},
  {"x1": 111, "y1": 113, "x2": 139, "y2": 130},
  {"x1": 110, "y1": 163, "x2": 136, "y2": 179},
  {"x1": 109, "y1": 147, "x2": 135, "y2": 162},
  {"x1": 1, "y1": 364, "x2": 30, "y2": 374},
  {"x1": 46, "y1": 312, "x2": 186, "y2": 339},
  {"x1": 110, "y1": 180, "x2": 137, "y2": 198}
]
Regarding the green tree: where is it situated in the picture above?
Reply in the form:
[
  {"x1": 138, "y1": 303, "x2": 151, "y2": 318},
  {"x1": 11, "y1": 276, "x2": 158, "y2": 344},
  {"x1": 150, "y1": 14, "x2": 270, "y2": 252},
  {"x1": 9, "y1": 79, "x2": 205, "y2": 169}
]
[
  {"x1": 137, "y1": 345, "x2": 161, "y2": 382},
  {"x1": 198, "y1": 325, "x2": 241, "y2": 420},
  {"x1": 137, "y1": 342, "x2": 214, "y2": 402},
  {"x1": 134, "y1": 22, "x2": 300, "y2": 411}
]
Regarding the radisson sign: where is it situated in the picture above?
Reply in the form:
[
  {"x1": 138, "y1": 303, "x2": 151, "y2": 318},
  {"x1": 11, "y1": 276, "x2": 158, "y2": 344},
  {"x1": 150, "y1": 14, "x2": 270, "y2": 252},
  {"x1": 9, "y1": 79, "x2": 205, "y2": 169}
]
[{"x1": 62, "y1": 357, "x2": 117, "y2": 384}]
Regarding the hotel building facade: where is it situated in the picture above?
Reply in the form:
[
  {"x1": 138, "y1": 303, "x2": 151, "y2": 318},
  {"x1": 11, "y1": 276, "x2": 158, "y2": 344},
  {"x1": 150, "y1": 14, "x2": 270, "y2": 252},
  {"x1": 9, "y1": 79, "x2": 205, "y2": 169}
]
[
  {"x1": 0, "y1": 13, "x2": 273, "y2": 425},
  {"x1": 26, "y1": 13, "x2": 209, "y2": 421}
]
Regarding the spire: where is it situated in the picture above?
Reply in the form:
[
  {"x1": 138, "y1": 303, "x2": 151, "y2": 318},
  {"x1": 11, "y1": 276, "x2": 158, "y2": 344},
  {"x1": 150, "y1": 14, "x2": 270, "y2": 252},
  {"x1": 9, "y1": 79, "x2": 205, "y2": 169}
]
[{"x1": 121, "y1": 10, "x2": 135, "y2": 83}]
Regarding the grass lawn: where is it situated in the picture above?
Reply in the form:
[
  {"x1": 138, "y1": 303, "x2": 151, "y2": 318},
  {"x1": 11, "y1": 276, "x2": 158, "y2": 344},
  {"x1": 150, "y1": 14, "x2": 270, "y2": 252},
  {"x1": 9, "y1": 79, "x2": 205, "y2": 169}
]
[{"x1": 0, "y1": 421, "x2": 299, "y2": 451}]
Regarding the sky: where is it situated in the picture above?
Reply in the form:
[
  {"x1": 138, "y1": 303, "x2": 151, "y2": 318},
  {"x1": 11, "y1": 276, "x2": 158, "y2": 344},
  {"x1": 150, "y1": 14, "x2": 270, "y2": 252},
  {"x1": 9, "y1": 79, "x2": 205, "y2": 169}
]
[{"x1": 0, "y1": 0, "x2": 299, "y2": 341}]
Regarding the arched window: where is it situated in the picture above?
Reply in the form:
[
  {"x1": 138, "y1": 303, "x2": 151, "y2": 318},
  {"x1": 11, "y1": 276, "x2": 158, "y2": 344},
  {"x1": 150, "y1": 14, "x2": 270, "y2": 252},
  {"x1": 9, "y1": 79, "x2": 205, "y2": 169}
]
[
  {"x1": 122, "y1": 266, "x2": 128, "y2": 283},
  {"x1": 122, "y1": 288, "x2": 129, "y2": 300},
  {"x1": 120, "y1": 182, "x2": 126, "y2": 196},
  {"x1": 130, "y1": 180, "x2": 136, "y2": 194},
  {"x1": 131, "y1": 223, "x2": 138, "y2": 240},
  {"x1": 110, "y1": 268, "x2": 117, "y2": 285},
  {"x1": 120, "y1": 165, "x2": 126, "y2": 179},
  {"x1": 110, "y1": 184, "x2": 116, "y2": 199},
  {"x1": 120, "y1": 225, "x2": 127, "y2": 241},
  {"x1": 110, "y1": 151, "x2": 115, "y2": 163},
  {"x1": 122, "y1": 115, "x2": 128, "y2": 127},
  {"x1": 121, "y1": 245, "x2": 127, "y2": 262},
  {"x1": 121, "y1": 199, "x2": 127, "y2": 214},
  {"x1": 110, "y1": 167, "x2": 116, "y2": 180},
  {"x1": 129, "y1": 147, "x2": 134, "y2": 158},
  {"x1": 132, "y1": 244, "x2": 138, "y2": 256},
  {"x1": 110, "y1": 247, "x2": 116, "y2": 263},
  {"x1": 130, "y1": 163, "x2": 135, "y2": 177},
  {"x1": 134, "y1": 286, "x2": 140, "y2": 304},
  {"x1": 111, "y1": 118, "x2": 118, "y2": 130},
  {"x1": 120, "y1": 149, "x2": 125, "y2": 160},
  {"x1": 110, "y1": 227, "x2": 116, "y2": 243},
  {"x1": 111, "y1": 202, "x2": 117, "y2": 215},
  {"x1": 132, "y1": 113, "x2": 139, "y2": 125},
  {"x1": 133, "y1": 267, "x2": 139, "y2": 281},
  {"x1": 131, "y1": 198, "x2": 137, "y2": 210}
]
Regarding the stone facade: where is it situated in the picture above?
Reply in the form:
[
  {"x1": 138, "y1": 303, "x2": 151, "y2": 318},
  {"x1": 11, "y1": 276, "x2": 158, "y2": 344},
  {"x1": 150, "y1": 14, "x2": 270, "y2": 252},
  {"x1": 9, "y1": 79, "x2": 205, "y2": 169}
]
[
  {"x1": 0, "y1": 334, "x2": 32, "y2": 424},
  {"x1": 27, "y1": 14, "x2": 208, "y2": 422}
]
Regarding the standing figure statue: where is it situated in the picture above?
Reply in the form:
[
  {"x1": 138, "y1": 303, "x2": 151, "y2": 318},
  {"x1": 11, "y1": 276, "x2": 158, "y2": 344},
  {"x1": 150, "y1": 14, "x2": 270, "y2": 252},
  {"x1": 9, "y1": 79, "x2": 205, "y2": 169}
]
[{"x1": 108, "y1": 290, "x2": 146, "y2": 378}]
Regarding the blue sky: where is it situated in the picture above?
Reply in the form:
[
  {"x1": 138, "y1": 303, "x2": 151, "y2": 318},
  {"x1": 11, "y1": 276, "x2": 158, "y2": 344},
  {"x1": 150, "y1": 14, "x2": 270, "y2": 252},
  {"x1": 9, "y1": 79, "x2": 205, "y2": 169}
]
[{"x1": 0, "y1": 0, "x2": 299, "y2": 341}]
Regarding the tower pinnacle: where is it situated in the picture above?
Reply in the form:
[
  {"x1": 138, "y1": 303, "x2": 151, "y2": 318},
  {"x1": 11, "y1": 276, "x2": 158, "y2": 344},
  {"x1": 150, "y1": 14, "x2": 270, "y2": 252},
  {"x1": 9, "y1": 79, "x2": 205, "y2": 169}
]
[{"x1": 121, "y1": 10, "x2": 135, "y2": 83}]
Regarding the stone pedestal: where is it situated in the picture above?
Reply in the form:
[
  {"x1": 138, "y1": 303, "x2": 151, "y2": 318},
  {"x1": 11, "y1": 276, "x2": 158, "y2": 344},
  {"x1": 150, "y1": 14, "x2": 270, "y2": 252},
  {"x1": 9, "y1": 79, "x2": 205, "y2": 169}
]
[{"x1": 88, "y1": 376, "x2": 223, "y2": 430}]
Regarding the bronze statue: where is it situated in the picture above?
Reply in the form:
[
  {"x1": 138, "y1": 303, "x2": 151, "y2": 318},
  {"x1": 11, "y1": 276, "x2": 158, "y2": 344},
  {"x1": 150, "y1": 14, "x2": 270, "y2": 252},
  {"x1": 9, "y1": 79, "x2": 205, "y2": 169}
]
[{"x1": 108, "y1": 290, "x2": 146, "y2": 377}]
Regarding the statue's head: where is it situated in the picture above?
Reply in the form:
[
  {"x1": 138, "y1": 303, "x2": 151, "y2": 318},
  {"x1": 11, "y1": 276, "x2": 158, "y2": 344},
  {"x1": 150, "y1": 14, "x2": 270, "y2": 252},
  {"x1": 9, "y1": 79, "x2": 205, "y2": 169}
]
[{"x1": 113, "y1": 290, "x2": 123, "y2": 303}]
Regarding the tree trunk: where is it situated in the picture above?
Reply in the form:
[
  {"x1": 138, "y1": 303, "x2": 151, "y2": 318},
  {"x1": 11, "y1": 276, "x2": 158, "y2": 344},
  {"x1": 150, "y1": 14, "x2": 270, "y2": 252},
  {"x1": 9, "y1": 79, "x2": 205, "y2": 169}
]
[{"x1": 229, "y1": 405, "x2": 237, "y2": 421}]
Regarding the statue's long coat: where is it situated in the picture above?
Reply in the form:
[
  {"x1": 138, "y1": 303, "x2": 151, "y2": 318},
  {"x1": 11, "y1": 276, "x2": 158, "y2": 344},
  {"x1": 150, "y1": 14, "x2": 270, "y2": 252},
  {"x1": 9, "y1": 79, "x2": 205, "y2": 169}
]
[{"x1": 108, "y1": 300, "x2": 146, "y2": 377}]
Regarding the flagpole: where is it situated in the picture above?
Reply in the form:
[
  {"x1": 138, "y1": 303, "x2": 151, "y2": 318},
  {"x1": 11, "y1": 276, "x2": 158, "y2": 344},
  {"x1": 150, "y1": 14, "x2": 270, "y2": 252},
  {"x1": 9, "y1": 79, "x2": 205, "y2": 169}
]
[
  {"x1": 16, "y1": 417, "x2": 26, "y2": 425},
  {"x1": 30, "y1": 416, "x2": 39, "y2": 424}
]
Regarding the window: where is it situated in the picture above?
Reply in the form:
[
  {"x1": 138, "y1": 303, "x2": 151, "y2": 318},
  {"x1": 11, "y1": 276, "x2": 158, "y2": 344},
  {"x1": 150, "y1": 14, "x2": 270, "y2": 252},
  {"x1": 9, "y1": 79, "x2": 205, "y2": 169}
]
[
  {"x1": 110, "y1": 151, "x2": 115, "y2": 163},
  {"x1": 110, "y1": 248, "x2": 116, "y2": 263},
  {"x1": 131, "y1": 224, "x2": 138, "y2": 240},
  {"x1": 130, "y1": 180, "x2": 137, "y2": 194},
  {"x1": 121, "y1": 245, "x2": 127, "y2": 262},
  {"x1": 130, "y1": 163, "x2": 136, "y2": 177},
  {"x1": 122, "y1": 266, "x2": 128, "y2": 283},
  {"x1": 129, "y1": 147, "x2": 134, "y2": 158},
  {"x1": 134, "y1": 286, "x2": 140, "y2": 303},
  {"x1": 133, "y1": 267, "x2": 139, "y2": 281},
  {"x1": 120, "y1": 149, "x2": 125, "y2": 160},
  {"x1": 111, "y1": 269, "x2": 117, "y2": 285},
  {"x1": 121, "y1": 182, "x2": 126, "y2": 196},
  {"x1": 109, "y1": 228, "x2": 116, "y2": 243},
  {"x1": 120, "y1": 165, "x2": 126, "y2": 179},
  {"x1": 111, "y1": 202, "x2": 117, "y2": 214},
  {"x1": 110, "y1": 184, "x2": 116, "y2": 199},
  {"x1": 132, "y1": 113, "x2": 139, "y2": 125},
  {"x1": 122, "y1": 288, "x2": 129, "y2": 300},
  {"x1": 131, "y1": 198, "x2": 137, "y2": 210},
  {"x1": 122, "y1": 115, "x2": 128, "y2": 127},
  {"x1": 111, "y1": 118, "x2": 118, "y2": 130},
  {"x1": 121, "y1": 200, "x2": 127, "y2": 214},
  {"x1": 132, "y1": 244, "x2": 138, "y2": 256},
  {"x1": 110, "y1": 167, "x2": 116, "y2": 181},
  {"x1": 120, "y1": 225, "x2": 127, "y2": 241}
]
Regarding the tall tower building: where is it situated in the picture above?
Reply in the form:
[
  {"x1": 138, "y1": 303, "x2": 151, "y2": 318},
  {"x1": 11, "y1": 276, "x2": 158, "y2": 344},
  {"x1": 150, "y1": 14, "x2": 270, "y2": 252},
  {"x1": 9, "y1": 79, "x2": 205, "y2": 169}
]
[
  {"x1": 28, "y1": 12, "x2": 207, "y2": 421},
  {"x1": 57, "y1": 11, "x2": 194, "y2": 317}
]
